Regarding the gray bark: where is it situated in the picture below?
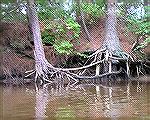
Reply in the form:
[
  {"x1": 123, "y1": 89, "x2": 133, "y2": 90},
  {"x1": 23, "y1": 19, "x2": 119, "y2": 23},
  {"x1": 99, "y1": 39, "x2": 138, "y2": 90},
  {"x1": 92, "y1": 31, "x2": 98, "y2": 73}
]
[
  {"x1": 144, "y1": 0, "x2": 149, "y2": 6},
  {"x1": 27, "y1": 0, "x2": 49, "y2": 79},
  {"x1": 102, "y1": 0, "x2": 122, "y2": 54},
  {"x1": 101, "y1": 0, "x2": 123, "y2": 75},
  {"x1": 27, "y1": 0, "x2": 45, "y2": 59}
]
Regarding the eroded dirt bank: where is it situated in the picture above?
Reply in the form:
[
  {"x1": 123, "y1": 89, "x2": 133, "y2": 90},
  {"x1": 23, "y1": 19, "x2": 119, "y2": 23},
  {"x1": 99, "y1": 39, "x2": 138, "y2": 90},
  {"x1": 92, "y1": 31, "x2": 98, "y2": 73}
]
[{"x1": 0, "y1": 19, "x2": 150, "y2": 84}]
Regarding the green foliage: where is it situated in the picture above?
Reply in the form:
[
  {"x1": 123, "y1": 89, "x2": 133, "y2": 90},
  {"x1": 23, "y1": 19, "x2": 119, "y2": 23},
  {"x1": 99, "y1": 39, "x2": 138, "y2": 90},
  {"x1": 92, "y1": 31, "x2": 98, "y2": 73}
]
[
  {"x1": 53, "y1": 40, "x2": 73, "y2": 55},
  {"x1": 134, "y1": 37, "x2": 150, "y2": 50},
  {"x1": 81, "y1": 3, "x2": 104, "y2": 17},
  {"x1": 1, "y1": 0, "x2": 27, "y2": 21},
  {"x1": 65, "y1": 18, "x2": 81, "y2": 39},
  {"x1": 36, "y1": 0, "x2": 82, "y2": 55},
  {"x1": 127, "y1": 16, "x2": 150, "y2": 36},
  {"x1": 2, "y1": 0, "x2": 105, "y2": 56},
  {"x1": 118, "y1": 0, "x2": 142, "y2": 4},
  {"x1": 73, "y1": 1, "x2": 105, "y2": 24},
  {"x1": 95, "y1": 0, "x2": 106, "y2": 8},
  {"x1": 41, "y1": 30, "x2": 55, "y2": 45},
  {"x1": 36, "y1": 0, "x2": 81, "y2": 55},
  {"x1": 144, "y1": 6, "x2": 150, "y2": 18},
  {"x1": 127, "y1": 6, "x2": 150, "y2": 53},
  {"x1": 41, "y1": 17, "x2": 81, "y2": 55},
  {"x1": 37, "y1": 0, "x2": 69, "y2": 20},
  {"x1": 38, "y1": 4, "x2": 68, "y2": 20},
  {"x1": 1, "y1": 0, "x2": 17, "y2": 4}
]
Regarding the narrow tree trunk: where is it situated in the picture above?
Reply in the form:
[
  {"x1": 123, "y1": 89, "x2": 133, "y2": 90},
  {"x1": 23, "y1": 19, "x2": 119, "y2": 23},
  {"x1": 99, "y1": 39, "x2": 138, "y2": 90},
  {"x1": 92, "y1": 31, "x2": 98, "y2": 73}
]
[
  {"x1": 144, "y1": 0, "x2": 150, "y2": 21},
  {"x1": 80, "y1": 0, "x2": 91, "y2": 41},
  {"x1": 144, "y1": 0, "x2": 149, "y2": 6},
  {"x1": 27, "y1": 0, "x2": 49, "y2": 81},
  {"x1": 27, "y1": 0, "x2": 45, "y2": 59}
]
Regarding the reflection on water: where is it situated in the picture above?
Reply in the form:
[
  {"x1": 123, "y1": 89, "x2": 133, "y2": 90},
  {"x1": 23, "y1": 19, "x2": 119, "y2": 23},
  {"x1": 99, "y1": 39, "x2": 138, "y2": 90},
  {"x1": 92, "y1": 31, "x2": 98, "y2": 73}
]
[
  {"x1": 35, "y1": 85, "x2": 49, "y2": 120},
  {"x1": 1, "y1": 79, "x2": 150, "y2": 120}
]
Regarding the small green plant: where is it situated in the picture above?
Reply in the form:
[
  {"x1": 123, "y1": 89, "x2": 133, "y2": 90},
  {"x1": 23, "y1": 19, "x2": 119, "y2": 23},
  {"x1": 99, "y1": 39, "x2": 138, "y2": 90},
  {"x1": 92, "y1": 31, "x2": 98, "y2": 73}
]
[
  {"x1": 65, "y1": 18, "x2": 81, "y2": 39},
  {"x1": 41, "y1": 17, "x2": 81, "y2": 55},
  {"x1": 41, "y1": 30, "x2": 55, "y2": 45},
  {"x1": 73, "y1": 2, "x2": 105, "y2": 24},
  {"x1": 81, "y1": 3, "x2": 104, "y2": 17},
  {"x1": 54, "y1": 40, "x2": 73, "y2": 55}
]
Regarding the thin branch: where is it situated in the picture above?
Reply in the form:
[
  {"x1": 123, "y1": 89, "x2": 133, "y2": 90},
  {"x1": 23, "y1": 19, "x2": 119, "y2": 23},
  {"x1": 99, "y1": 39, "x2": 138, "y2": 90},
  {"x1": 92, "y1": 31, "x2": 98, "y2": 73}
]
[{"x1": 80, "y1": 0, "x2": 91, "y2": 41}]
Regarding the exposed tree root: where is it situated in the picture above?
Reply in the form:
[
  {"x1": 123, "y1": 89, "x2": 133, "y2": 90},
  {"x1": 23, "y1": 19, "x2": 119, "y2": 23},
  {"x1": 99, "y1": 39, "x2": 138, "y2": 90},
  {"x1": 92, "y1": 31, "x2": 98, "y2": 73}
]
[
  {"x1": 25, "y1": 48, "x2": 133, "y2": 84},
  {"x1": 25, "y1": 49, "x2": 149, "y2": 85}
]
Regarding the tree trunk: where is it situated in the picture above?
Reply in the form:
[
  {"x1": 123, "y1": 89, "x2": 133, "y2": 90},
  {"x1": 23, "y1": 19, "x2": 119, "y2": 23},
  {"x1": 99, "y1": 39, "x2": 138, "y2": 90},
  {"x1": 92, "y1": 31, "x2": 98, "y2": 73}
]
[
  {"x1": 144, "y1": 0, "x2": 149, "y2": 6},
  {"x1": 27, "y1": 0, "x2": 49, "y2": 81},
  {"x1": 102, "y1": 0, "x2": 122, "y2": 54},
  {"x1": 101, "y1": 0, "x2": 123, "y2": 76},
  {"x1": 80, "y1": 0, "x2": 91, "y2": 41}
]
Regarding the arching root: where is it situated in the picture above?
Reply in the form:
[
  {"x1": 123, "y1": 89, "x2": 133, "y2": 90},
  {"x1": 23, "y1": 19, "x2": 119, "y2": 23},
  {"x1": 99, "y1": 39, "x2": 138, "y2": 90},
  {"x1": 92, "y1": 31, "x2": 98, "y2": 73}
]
[{"x1": 25, "y1": 48, "x2": 134, "y2": 84}]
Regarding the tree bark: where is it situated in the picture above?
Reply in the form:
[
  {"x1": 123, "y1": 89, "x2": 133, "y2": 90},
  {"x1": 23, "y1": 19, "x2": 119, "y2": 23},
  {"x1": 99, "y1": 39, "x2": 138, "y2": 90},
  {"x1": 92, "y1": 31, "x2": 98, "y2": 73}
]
[
  {"x1": 102, "y1": 0, "x2": 122, "y2": 54},
  {"x1": 27, "y1": 0, "x2": 49, "y2": 81},
  {"x1": 144, "y1": 0, "x2": 149, "y2": 6},
  {"x1": 100, "y1": 0, "x2": 123, "y2": 76}
]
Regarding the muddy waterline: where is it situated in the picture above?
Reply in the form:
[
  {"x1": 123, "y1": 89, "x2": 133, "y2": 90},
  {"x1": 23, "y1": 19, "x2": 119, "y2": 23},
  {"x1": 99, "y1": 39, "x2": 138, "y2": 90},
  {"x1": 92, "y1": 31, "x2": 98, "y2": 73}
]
[{"x1": 1, "y1": 78, "x2": 150, "y2": 120}]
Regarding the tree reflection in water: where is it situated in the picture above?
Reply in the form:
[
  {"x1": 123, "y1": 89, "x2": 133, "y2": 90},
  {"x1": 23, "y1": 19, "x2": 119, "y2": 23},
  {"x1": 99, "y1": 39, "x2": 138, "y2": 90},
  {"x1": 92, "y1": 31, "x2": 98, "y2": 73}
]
[
  {"x1": 35, "y1": 84, "x2": 49, "y2": 120},
  {"x1": 34, "y1": 80, "x2": 148, "y2": 120},
  {"x1": 35, "y1": 80, "x2": 69, "y2": 120}
]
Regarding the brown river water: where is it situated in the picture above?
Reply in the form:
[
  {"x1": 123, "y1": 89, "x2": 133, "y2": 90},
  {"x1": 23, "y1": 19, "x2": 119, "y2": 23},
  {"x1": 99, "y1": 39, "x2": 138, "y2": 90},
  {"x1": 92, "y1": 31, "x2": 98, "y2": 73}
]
[{"x1": 1, "y1": 78, "x2": 150, "y2": 120}]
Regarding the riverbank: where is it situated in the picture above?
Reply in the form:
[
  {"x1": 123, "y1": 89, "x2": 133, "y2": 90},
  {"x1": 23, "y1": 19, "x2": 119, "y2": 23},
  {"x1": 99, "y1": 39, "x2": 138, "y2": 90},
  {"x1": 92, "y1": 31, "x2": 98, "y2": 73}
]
[{"x1": 0, "y1": 19, "x2": 150, "y2": 84}]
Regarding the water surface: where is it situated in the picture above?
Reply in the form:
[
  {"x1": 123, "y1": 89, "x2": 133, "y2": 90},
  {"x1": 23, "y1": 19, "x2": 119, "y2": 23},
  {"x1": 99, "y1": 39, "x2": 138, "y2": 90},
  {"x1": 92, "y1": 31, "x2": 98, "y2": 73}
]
[{"x1": 1, "y1": 79, "x2": 150, "y2": 120}]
